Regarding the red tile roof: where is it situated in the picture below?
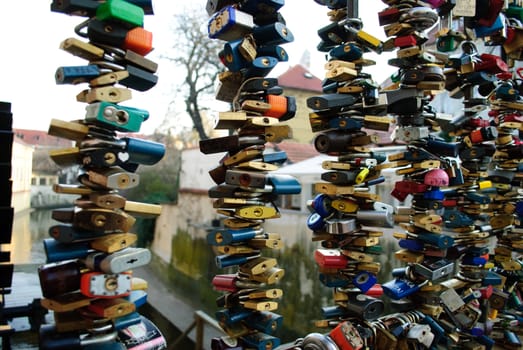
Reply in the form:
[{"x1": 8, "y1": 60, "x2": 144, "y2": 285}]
[
  {"x1": 13, "y1": 129, "x2": 73, "y2": 148},
  {"x1": 277, "y1": 65, "x2": 323, "y2": 92},
  {"x1": 269, "y1": 141, "x2": 319, "y2": 164}
]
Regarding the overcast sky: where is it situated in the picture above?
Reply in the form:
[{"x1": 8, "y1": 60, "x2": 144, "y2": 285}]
[{"x1": 0, "y1": 0, "x2": 395, "y2": 134}]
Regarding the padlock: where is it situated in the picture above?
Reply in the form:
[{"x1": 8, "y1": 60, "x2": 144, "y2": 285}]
[
  {"x1": 55, "y1": 65, "x2": 101, "y2": 85},
  {"x1": 38, "y1": 260, "x2": 83, "y2": 298},
  {"x1": 50, "y1": 0, "x2": 100, "y2": 16},
  {"x1": 207, "y1": 227, "x2": 261, "y2": 246},
  {"x1": 80, "y1": 272, "x2": 132, "y2": 298},
  {"x1": 85, "y1": 101, "x2": 149, "y2": 133},
  {"x1": 406, "y1": 324, "x2": 435, "y2": 349},
  {"x1": 413, "y1": 259, "x2": 455, "y2": 281},
  {"x1": 329, "y1": 320, "x2": 364, "y2": 350},
  {"x1": 221, "y1": 39, "x2": 253, "y2": 72},
  {"x1": 81, "y1": 168, "x2": 140, "y2": 190},
  {"x1": 49, "y1": 224, "x2": 108, "y2": 243},
  {"x1": 101, "y1": 64, "x2": 158, "y2": 92},
  {"x1": 68, "y1": 207, "x2": 135, "y2": 233},
  {"x1": 440, "y1": 288, "x2": 465, "y2": 313},
  {"x1": 85, "y1": 19, "x2": 153, "y2": 56},
  {"x1": 215, "y1": 252, "x2": 261, "y2": 269},
  {"x1": 345, "y1": 293, "x2": 384, "y2": 320},
  {"x1": 329, "y1": 42, "x2": 363, "y2": 61},
  {"x1": 243, "y1": 310, "x2": 282, "y2": 335},
  {"x1": 242, "y1": 332, "x2": 281, "y2": 350},
  {"x1": 216, "y1": 308, "x2": 252, "y2": 326},
  {"x1": 43, "y1": 238, "x2": 93, "y2": 263},
  {"x1": 96, "y1": 0, "x2": 144, "y2": 28},
  {"x1": 252, "y1": 22, "x2": 294, "y2": 46},
  {"x1": 84, "y1": 247, "x2": 151, "y2": 274},
  {"x1": 87, "y1": 297, "x2": 136, "y2": 318},
  {"x1": 382, "y1": 278, "x2": 427, "y2": 300},
  {"x1": 90, "y1": 233, "x2": 138, "y2": 253},
  {"x1": 60, "y1": 37, "x2": 107, "y2": 62},
  {"x1": 246, "y1": 266, "x2": 284, "y2": 284},
  {"x1": 243, "y1": 55, "x2": 279, "y2": 79}
]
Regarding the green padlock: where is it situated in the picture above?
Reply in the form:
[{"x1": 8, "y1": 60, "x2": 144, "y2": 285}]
[
  {"x1": 96, "y1": 0, "x2": 144, "y2": 28},
  {"x1": 506, "y1": 5, "x2": 523, "y2": 22},
  {"x1": 436, "y1": 30, "x2": 466, "y2": 52},
  {"x1": 84, "y1": 101, "x2": 148, "y2": 133}
]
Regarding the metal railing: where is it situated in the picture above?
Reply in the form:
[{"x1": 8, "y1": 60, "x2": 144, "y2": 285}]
[{"x1": 171, "y1": 310, "x2": 225, "y2": 350}]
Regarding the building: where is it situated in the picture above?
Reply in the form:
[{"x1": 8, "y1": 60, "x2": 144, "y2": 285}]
[
  {"x1": 277, "y1": 64, "x2": 323, "y2": 144},
  {"x1": 13, "y1": 129, "x2": 75, "y2": 208},
  {"x1": 11, "y1": 137, "x2": 33, "y2": 213}
]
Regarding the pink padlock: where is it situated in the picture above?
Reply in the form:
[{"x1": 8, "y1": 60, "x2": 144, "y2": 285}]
[{"x1": 424, "y1": 168, "x2": 449, "y2": 187}]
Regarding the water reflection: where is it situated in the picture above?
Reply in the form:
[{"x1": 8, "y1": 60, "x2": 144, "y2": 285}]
[
  {"x1": 163, "y1": 210, "x2": 405, "y2": 344},
  {"x1": 9, "y1": 208, "x2": 56, "y2": 265}
]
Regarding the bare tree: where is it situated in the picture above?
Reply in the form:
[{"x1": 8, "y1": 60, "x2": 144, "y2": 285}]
[{"x1": 161, "y1": 7, "x2": 224, "y2": 141}]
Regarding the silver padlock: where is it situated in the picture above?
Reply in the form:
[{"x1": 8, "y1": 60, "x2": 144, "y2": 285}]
[{"x1": 406, "y1": 324, "x2": 435, "y2": 348}]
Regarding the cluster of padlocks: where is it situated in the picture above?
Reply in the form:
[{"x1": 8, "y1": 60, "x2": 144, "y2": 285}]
[
  {"x1": 36, "y1": 1, "x2": 167, "y2": 349},
  {"x1": 201, "y1": 0, "x2": 303, "y2": 349},
  {"x1": 277, "y1": 1, "x2": 523, "y2": 350},
  {"x1": 304, "y1": 0, "x2": 396, "y2": 340}
]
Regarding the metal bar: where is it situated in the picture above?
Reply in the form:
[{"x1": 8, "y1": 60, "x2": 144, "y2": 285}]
[
  {"x1": 195, "y1": 316, "x2": 204, "y2": 350},
  {"x1": 170, "y1": 320, "x2": 196, "y2": 350},
  {"x1": 347, "y1": 0, "x2": 359, "y2": 18}
]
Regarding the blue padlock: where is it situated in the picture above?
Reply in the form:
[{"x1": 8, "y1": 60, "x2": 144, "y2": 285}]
[
  {"x1": 242, "y1": 332, "x2": 281, "y2": 350},
  {"x1": 262, "y1": 151, "x2": 287, "y2": 164},
  {"x1": 221, "y1": 39, "x2": 250, "y2": 72},
  {"x1": 252, "y1": 22, "x2": 294, "y2": 46},
  {"x1": 382, "y1": 278, "x2": 424, "y2": 300},
  {"x1": 113, "y1": 311, "x2": 143, "y2": 331},
  {"x1": 311, "y1": 193, "x2": 333, "y2": 218},
  {"x1": 206, "y1": 228, "x2": 258, "y2": 246},
  {"x1": 49, "y1": 224, "x2": 107, "y2": 243},
  {"x1": 123, "y1": 137, "x2": 165, "y2": 166},
  {"x1": 244, "y1": 311, "x2": 283, "y2": 335},
  {"x1": 208, "y1": 6, "x2": 254, "y2": 42},
  {"x1": 55, "y1": 65, "x2": 101, "y2": 84},
  {"x1": 328, "y1": 116, "x2": 362, "y2": 130},
  {"x1": 243, "y1": 56, "x2": 279, "y2": 78},
  {"x1": 266, "y1": 174, "x2": 301, "y2": 194},
  {"x1": 322, "y1": 304, "x2": 348, "y2": 319},
  {"x1": 216, "y1": 308, "x2": 252, "y2": 325},
  {"x1": 416, "y1": 232, "x2": 454, "y2": 249},
  {"x1": 474, "y1": 14, "x2": 504, "y2": 38},
  {"x1": 307, "y1": 212, "x2": 326, "y2": 231},
  {"x1": 329, "y1": 42, "x2": 363, "y2": 61},
  {"x1": 482, "y1": 271, "x2": 502, "y2": 286},
  {"x1": 443, "y1": 209, "x2": 474, "y2": 228},
  {"x1": 215, "y1": 254, "x2": 257, "y2": 268},
  {"x1": 125, "y1": 290, "x2": 148, "y2": 308},
  {"x1": 465, "y1": 192, "x2": 491, "y2": 204},
  {"x1": 352, "y1": 271, "x2": 377, "y2": 293},
  {"x1": 256, "y1": 45, "x2": 288, "y2": 62},
  {"x1": 398, "y1": 238, "x2": 425, "y2": 252},
  {"x1": 43, "y1": 238, "x2": 93, "y2": 263},
  {"x1": 424, "y1": 189, "x2": 444, "y2": 200}
]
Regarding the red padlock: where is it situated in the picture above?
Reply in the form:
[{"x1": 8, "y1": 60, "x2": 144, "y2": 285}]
[
  {"x1": 314, "y1": 249, "x2": 348, "y2": 269},
  {"x1": 329, "y1": 320, "x2": 364, "y2": 350}
]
